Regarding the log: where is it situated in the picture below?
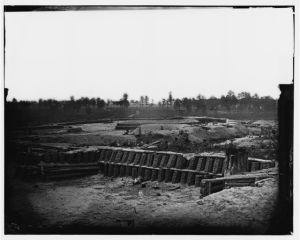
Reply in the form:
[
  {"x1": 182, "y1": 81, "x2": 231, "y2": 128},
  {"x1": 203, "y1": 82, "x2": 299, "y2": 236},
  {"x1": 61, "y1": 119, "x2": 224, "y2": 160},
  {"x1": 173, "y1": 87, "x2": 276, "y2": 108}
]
[
  {"x1": 140, "y1": 153, "x2": 147, "y2": 166},
  {"x1": 187, "y1": 172, "x2": 196, "y2": 185},
  {"x1": 133, "y1": 152, "x2": 142, "y2": 165},
  {"x1": 145, "y1": 168, "x2": 152, "y2": 180},
  {"x1": 187, "y1": 157, "x2": 198, "y2": 170},
  {"x1": 196, "y1": 157, "x2": 205, "y2": 172},
  {"x1": 158, "y1": 169, "x2": 166, "y2": 182},
  {"x1": 151, "y1": 169, "x2": 159, "y2": 181},
  {"x1": 195, "y1": 175, "x2": 202, "y2": 187},
  {"x1": 113, "y1": 165, "x2": 120, "y2": 177},
  {"x1": 180, "y1": 171, "x2": 188, "y2": 184},
  {"x1": 159, "y1": 154, "x2": 169, "y2": 168},
  {"x1": 120, "y1": 151, "x2": 129, "y2": 163},
  {"x1": 171, "y1": 170, "x2": 181, "y2": 183},
  {"x1": 146, "y1": 153, "x2": 154, "y2": 167},
  {"x1": 119, "y1": 165, "x2": 126, "y2": 177},
  {"x1": 164, "y1": 169, "x2": 173, "y2": 182},
  {"x1": 125, "y1": 165, "x2": 132, "y2": 177},
  {"x1": 132, "y1": 167, "x2": 138, "y2": 178},
  {"x1": 127, "y1": 151, "x2": 135, "y2": 164},
  {"x1": 115, "y1": 151, "x2": 123, "y2": 163},
  {"x1": 152, "y1": 154, "x2": 160, "y2": 168}
]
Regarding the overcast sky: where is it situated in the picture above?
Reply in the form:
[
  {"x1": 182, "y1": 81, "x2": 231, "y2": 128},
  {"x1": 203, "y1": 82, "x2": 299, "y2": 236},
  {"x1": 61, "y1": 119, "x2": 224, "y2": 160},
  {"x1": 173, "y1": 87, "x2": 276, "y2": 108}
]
[{"x1": 5, "y1": 7, "x2": 294, "y2": 102}]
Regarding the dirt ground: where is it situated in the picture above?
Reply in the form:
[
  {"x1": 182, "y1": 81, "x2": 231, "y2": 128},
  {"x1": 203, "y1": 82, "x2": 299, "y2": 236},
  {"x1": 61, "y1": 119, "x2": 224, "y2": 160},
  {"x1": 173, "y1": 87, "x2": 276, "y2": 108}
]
[
  {"x1": 6, "y1": 173, "x2": 278, "y2": 234},
  {"x1": 11, "y1": 118, "x2": 277, "y2": 159},
  {"x1": 6, "y1": 118, "x2": 279, "y2": 234}
]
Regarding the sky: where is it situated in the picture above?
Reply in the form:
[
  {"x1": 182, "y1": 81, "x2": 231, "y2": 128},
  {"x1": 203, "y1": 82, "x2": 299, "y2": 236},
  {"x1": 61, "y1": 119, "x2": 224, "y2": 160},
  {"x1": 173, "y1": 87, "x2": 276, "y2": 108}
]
[{"x1": 5, "y1": 7, "x2": 294, "y2": 102}]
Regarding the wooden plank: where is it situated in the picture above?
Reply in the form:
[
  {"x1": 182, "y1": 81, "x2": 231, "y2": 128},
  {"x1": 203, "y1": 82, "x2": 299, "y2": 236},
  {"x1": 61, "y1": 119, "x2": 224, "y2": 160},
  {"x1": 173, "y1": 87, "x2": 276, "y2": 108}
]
[
  {"x1": 144, "y1": 168, "x2": 152, "y2": 180},
  {"x1": 132, "y1": 167, "x2": 138, "y2": 178},
  {"x1": 165, "y1": 169, "x2": 173, "y2": 182},
  {"x1": 196, "y1": 157, "x2": 205, "y2": 171},
  {"x1": 140, "y1": 153, "x2": 147, "y2": 166},
  {"x1": 212, "y1": 158, "x2": 220, "y2": 174},
  {"x1": 188, "y1": 157, "x2": 198, "y2": 170},
  {"x1": 158, "y1": 169, "x2": 166, "y2": 182},
  {"x1": 204, "y1": 157, "x2": 214, "y2": 173},
  {"x1": 99, "y1": 149, "x2": 106, "y2": 162},
  {"x1": 146, "y1": 153, "x2": 154, "y2": 167},
  {"x1": 109, "y1": 150, "x2": 118, "y2": 163},
  {"x1": 115, "y1": 151, "x2": 123, "y2": 163},
  {"x1": 187, "y1": 171, "x2": 196, "y2": 185},
  {"x1": 120, "y1": 151, "x2": 129, "y2": 163},
  {"x1": 175, "y1": 155, "x2": 185, "y2": 169},
  {"x1": 113, "y1": 165, "x2": 120, "y2": 177},
  {"x1": 171, "y1": 170, "x2": 181, "y2": 183},
  {"x1": 159, "y1": 154, "x2": 169, "y2": 168},
  {"x1": 133, "y1": 152, "x2": 142, "y2": 165},
  {"x1": 180, "y1": 171, "x2": 188, "y2": 184},
  {"x1": 151, "y1": 169, "x2": 158, "y2": 181},
  {"x1": 127, "y1": 151, "x2": 135, "y2": 164},
  {"x1": 166, "y1": 154, "x2": 177, "y2": 168},
  {"x1": 152, "y1": 154, "x2": 160, "y2": 168}
]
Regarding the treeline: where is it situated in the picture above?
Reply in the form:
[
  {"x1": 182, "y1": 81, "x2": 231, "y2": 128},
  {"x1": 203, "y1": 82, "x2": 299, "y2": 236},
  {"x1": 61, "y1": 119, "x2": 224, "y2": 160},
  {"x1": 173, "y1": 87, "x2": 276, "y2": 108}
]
[
  {"x1": 169, "y1": 91, "x2": 277, "y2": 114},
  {"x1": 7, "y1": 90, "x2": 277, "y2": 114}
]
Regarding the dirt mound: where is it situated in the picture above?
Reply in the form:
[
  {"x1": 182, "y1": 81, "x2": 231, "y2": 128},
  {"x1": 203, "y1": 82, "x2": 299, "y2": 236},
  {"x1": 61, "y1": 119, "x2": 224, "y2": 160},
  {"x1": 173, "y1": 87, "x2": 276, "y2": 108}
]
[
  {"x1": 251, "y1": 120, "x2": 276, "y2": 128},
  {"x1": 76, "y1": 123, "x2": 117, "y2": 132},
  {"x1": 186, "y1": 124, "x2": 249, "y2": 143},
  {"x1": 132, "y1": 124, "x2": 189, "y2": 136},
  {"x1": 39, "y1": 131, "x2": 136, "y2": 146},
  {"x1": 216, "y1": 136, "x2": 276, "y2": 149}
]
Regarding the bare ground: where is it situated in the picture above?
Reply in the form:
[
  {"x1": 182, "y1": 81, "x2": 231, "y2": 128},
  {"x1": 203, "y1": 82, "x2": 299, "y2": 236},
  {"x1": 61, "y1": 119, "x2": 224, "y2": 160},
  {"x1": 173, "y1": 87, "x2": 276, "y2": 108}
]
[{"x1": 6, "y1": 174, "x2": 278, "y2": 234}]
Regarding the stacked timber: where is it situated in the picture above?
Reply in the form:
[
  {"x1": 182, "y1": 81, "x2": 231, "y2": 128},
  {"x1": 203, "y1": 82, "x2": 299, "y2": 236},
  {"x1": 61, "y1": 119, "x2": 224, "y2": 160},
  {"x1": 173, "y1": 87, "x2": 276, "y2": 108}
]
[
  {"x1": 97, "y1": 147, "x2": 224, "y2": 185},
  {"x1": 16, "y1": 148, "x2": 100, "y2": 179},
  {"x1": 15, "y1": 145, "x2": 276, "y2": 184},
  {"x1": 200, "y1": 174, "x2": 269, "y2": 197}
]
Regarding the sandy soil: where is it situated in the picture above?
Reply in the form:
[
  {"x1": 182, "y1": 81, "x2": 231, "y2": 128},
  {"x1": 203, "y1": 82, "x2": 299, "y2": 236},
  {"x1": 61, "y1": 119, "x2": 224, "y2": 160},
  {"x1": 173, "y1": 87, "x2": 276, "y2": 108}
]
[{"x1": 6, "y1": 174, "x2": 278, "y2": 234}]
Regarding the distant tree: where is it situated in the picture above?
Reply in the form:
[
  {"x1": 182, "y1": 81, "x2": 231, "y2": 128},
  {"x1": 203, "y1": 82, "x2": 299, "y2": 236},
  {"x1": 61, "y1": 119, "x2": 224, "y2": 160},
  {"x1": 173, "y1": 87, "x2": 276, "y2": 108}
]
[
  {"x1": 207, "y1": 96, "x2": 218, "y2": 111},
  {"x1": 168, "y1": 92, "x2": 173, "y2": 106},
  {"x1": 90, "y1": 98, "x2": 96, "y2": 107},
  {"x1": 145, "y1": 96, "x2": 149, "y2": 105},
  {"x1": 121, "y1": 93, "x2": 129, "y2": 108},
  {"x1": 173, "y1": 99, "x2": 181, "y2": 110},
  {"x1": 182, "y1": 98, "x2": 192, "y2": 112},
  {"x1": 261, "y1": 96, "x2": 273, "y2": 100},
  {"x1": 123, "y1": 93, "x2": 128, "y2": 101},
  {"x1": 140, "y1": 96, "x2": 144, "y2": 106},
  {"x1": 96, "y1": 98, "x2": 106, "y2": 109},
  {"x1": 196, "y1": 94, "x2": 206, "y2": 100},
  {"x1": 237, "y1": 91, "x2": 251, "y2": 100},
  {"x1": 151, "y1": 99, "x2": 154, "y2": 105},
  {"x1": 226, "y1": 90, "x2": 235, "y2": 98},
  {"x1": 224, "y1": 90, "x2": 238, "y2": 110},
  {"x1": 86, "y1": 106, "x2": 92, "y2": 115}
]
